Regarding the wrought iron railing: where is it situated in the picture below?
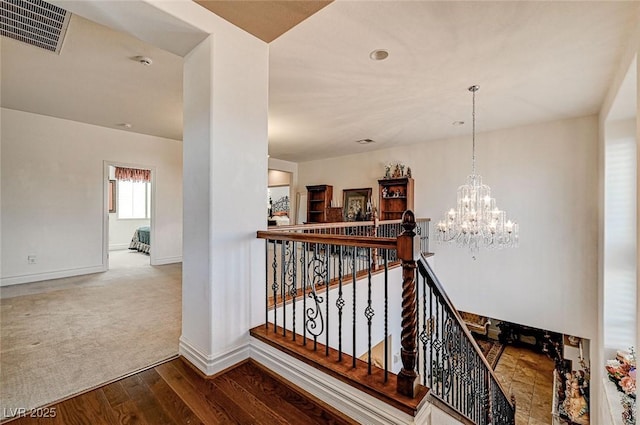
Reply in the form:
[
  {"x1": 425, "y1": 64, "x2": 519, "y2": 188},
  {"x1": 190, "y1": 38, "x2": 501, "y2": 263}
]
[
  {"x1": 258, "y1": 231, "x2": 398, "y2": 378},
  {"x1": 266, "y1": 218, "x2": 429, "y2": 278},
  {"x1": 256, "y1": 212, "x2": 514, "y2": 424},
  {"x1": 257, "y1": 213, "x2": 428, "y2": 398},
  {"x1": 416, "y1": 256, "x2": 516, "y2": 424}
]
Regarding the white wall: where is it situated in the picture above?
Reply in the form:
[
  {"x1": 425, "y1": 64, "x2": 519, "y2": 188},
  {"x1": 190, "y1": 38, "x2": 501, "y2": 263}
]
[
  {"x1": 0, "y1": 108, "x2": 182, "y2": 285},
  {"x1": 108, "y1": 216, "x2": 150, "y2": 250},
  {"x1": 298, "y1": 116, "x2": 599, "y2": 340}
]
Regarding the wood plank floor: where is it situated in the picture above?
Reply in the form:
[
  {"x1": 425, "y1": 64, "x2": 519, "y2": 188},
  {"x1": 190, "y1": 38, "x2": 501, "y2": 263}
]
[{"x1": 4, "y1": 358, "x2": 357, "y2": 425}]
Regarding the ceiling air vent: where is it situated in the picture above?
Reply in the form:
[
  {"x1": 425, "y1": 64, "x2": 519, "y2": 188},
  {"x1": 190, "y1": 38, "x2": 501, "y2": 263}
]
[{"x1": 1, "y1": 0, "x2": 71, "y2": 54}]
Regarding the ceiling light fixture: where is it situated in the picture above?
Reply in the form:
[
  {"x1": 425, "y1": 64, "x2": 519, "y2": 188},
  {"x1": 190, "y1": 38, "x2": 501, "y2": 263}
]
[
  {"x1": 355, "y1": 138, "x2": 375, "y2": 144},
  {"x1": 134, "y1": 56, "x2": 153, "y2": 66},
  {"x1": 369, "y1": 49, "x2": 389, "y2": 61},
  {"x1": 436, "y1": 85, "x2": 518, "y2": 254}
]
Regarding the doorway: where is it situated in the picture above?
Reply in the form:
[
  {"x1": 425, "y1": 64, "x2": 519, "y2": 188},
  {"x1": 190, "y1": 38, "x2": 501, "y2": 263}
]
[
  {"x1": 104, "y1": 162, "x2": 155, "y2": 270},
  {"x1": 268, "y1": 169, "x2": 293, "y2": 226}
]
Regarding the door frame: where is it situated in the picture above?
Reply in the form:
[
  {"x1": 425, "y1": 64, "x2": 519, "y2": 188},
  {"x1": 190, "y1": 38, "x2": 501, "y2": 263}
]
[{"x1": 103, "y1": 160, "x2": 157, "y2": 269}]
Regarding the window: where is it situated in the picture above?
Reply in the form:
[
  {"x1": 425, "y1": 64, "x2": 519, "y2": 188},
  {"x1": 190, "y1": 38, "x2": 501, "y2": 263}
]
[
  {"x1": 604, "y1": 126, "x2": 637, "y2": 354},
  {"x1": 117, "y1": 180, "x2": 151, "y2": 219}
]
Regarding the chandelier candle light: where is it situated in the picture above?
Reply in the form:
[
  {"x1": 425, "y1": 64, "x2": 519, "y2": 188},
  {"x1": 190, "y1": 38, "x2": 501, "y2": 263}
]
[{"x1": 436, "y1": 85, "x2": 518, "y2": 253}]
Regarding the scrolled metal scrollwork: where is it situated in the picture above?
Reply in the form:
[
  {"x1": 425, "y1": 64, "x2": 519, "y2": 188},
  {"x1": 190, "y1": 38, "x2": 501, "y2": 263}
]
[
  {"x1": 283, "y1": 241, "x2": 297, "y2": 297},
  {"x1": 305, "y1": 249, "x2": 326, "y2": 338}
]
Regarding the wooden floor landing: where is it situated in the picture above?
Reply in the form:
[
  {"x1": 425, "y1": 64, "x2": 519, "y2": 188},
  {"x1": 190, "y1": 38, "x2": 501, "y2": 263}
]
[
  {"x1": 251, "y1": 324, "x2": 429, "y2": 417},
  {"x1": 4, "y1": 358, "x2": 357, "y2": 425}
]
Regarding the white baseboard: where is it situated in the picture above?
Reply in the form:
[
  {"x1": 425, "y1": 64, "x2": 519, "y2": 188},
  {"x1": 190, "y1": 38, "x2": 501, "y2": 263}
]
[
  {"x1": 152, "y1": 256, "x2": 182, "y2": 266},
  {"x1": 109, "y1": 243, "x2": 131, "y2": 251},
  {"x1": 178, "y1": 336, "x2": 249, "y2": 376},
  {"x1": 0, "y1": 265, "x2": 106, "y2": 287},
  {"x1": 250, "y1": 337, "x2": 428, "y2": 425}
]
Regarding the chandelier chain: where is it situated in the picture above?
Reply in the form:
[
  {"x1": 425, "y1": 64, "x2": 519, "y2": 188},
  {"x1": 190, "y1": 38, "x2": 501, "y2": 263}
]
[{"x1": 470, "y1": 85, "x2": 478, "y2": 175}]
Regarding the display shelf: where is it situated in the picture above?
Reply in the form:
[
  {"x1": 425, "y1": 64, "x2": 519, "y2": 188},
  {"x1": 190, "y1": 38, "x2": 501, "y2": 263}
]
[
  {"x1": 306, "y1": 184, "x2": 333, "y2": 223},
  {"x1": 378, "y1": 177, "x2": 414, "y2": 220}
]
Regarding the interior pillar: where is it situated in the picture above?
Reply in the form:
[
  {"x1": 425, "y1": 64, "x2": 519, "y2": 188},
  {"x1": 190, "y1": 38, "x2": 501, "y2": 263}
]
[{"x1": 181, "y1": 31, "x2": 268, "y2": 374}]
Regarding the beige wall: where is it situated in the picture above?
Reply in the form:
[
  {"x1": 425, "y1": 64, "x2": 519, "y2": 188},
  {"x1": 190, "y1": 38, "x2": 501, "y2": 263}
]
[{"x1": 298, "y1": 115, "x2": 599, "y2": 340}]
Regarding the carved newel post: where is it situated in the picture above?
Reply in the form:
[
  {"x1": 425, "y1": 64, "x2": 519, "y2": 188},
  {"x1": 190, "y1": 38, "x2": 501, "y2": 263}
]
[{"x1": 396, "y1": 210, "x2": 418, "y2": 397}]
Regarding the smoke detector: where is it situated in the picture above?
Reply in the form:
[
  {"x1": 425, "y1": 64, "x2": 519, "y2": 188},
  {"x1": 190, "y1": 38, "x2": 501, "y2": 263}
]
[{"x1": 134, "y1": 56, "x2": 153, "y2": 66}]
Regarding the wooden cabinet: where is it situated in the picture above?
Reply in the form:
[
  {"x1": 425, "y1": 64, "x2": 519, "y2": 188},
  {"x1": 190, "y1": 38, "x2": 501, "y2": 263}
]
[
  {"x1": 306, "y1": 185, "x2": 333, "y2": 223},
  {"x1": 378, "y1": 177, "x2": 414, "y2": 220}
]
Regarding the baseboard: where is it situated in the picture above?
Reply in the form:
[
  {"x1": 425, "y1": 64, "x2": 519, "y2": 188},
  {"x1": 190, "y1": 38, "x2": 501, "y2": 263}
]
[
  {"x1": 109, "y1": 243, "x2": 131, "y2": 251},
  {"x1": 250, "y1": 337, "x2": 427, "y2": 425},
  {"x1": 178, "y1": 336, "x2": 249, "y2": 376},
  {"x1": 0, "y1": 265, "x2": 106, "y2": 287},
  {"x1": 152, "y1": 256, "x2": 182, "y2": 266}
]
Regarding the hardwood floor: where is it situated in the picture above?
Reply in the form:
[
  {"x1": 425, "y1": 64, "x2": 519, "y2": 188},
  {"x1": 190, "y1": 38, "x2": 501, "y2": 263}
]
[{"x1": 4, "y1": 358, "x2": 357, "y2": 425}]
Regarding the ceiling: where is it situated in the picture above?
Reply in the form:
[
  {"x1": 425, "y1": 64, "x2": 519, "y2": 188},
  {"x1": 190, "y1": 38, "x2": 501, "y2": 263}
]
[{"x1": 1, "y1": 1, "x2": 638, "y2": 161}]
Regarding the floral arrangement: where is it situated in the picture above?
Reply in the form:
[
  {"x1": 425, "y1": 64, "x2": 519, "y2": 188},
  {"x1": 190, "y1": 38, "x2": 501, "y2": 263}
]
[{"x1": 606, "y1": 347, "x2": 636, "y2": 425}]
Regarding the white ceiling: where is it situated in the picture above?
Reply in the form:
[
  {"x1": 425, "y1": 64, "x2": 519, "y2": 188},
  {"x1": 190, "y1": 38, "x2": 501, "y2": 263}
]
[
  {"x1": 1, "y1": 1, "x2": 638, "y2": 160},
  {"x1": 268, "y1": 1, "x2": 639, "y2": 161},
  {"x1": 1, "y1": 13, "x2": 184, "y2": 140}
]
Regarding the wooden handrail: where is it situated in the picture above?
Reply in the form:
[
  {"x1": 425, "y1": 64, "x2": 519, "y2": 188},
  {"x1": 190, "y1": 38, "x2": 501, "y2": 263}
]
[
  {"x1": 266, "y1": 217, "x2": 431, "y2": 232},
  {"x1": 417, "y1": 254, "x2": 514, "y2": 410},
  {"x1": 256, "y1": 230, "x2": 397, "y2": 249}
]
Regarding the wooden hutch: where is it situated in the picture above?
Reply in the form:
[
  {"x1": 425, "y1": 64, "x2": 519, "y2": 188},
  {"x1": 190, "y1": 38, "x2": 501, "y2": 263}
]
[
  {"x1": 306, "y1": 184, "x2": 333, "y2": 223},
  {"x1": 378, "y1": 177, "x2": 414, "y2": 220}
]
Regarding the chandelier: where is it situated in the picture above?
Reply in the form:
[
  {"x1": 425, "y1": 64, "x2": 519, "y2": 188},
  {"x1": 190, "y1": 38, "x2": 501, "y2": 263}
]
[{"x1": 436, "y1": 85, "x2": 518, "y2": 253}]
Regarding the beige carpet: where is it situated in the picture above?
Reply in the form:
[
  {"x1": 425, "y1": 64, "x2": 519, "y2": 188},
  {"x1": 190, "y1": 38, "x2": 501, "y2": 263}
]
[{"x1": 0, "y1": 251, "x2": 181, "y2": 419}]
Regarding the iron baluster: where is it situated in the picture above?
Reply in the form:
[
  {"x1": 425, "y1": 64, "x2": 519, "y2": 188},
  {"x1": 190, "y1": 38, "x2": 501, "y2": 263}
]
[
  {"x1": 383, "y1": 249, "x2": 388, "y2": 383},
  {"x1": 337, "y1": 246, "x2": 344, "y2": 362},
  {"x1": 425, "y1": 277, "x2": 438, "y2": 388},
  {"x1": 264, "y1": 240, "x2": 268, "y2": 331},
  {"x1": 291, "y1": 241, "x2": 297, "y2": 341},
  {"x1": 281, "y1": 241, "x2": 286, "y2": 337},
  {"x1": 352, "y1": 246, "x2": 357, "y2": 369},
  {"x1": 302, "y1": 243, "x2": 307, "y2": 346},
  {"x1": 272, "y1": 240, "x2": 278, "y2": 333},
  {"x1": 365, "y1": 247, "x2": 374, "y2": 375},
  {"x1": 325, "y1": 244, "x2": 330, "y2": 357}
]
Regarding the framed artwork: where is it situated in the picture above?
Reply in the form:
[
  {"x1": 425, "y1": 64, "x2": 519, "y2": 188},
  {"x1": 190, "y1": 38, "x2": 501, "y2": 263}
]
[
  {"x1": 108, "y1": 180, "x2": 117, "y2": 213},
  {"x1": 342, "y1": 188, "x2": 372, "y2": 221}
]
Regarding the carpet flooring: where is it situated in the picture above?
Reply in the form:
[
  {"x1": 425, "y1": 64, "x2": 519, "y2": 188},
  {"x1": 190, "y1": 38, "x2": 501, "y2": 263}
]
[{"x1": 0, "y1": 251, "x2": 181, "y2": 420}]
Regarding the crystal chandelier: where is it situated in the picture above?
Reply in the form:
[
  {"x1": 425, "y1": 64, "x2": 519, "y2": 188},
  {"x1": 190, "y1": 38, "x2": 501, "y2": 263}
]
[{"x1": 436, "y1": 85, "x2": 518, "y2": 252}]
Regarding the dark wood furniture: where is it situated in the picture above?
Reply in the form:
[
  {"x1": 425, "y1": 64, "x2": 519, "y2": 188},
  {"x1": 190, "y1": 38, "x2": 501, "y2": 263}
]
[
  {"x1": 378, "y1": 177, "x2": 414, "y2": 220},
  {"x1": 325, "y1": 207, "x2": 344, "y2": 223},
  {"x1": 306, "y1": 184, "x2": 333, "y2": 223},
  {"x1": 497, "y1": 321, "x2": 563, "y2": 357}
]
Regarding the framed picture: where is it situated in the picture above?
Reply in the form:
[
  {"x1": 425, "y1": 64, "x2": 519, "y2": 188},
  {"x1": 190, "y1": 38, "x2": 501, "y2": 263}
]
[
  {"x1": 108, "y1": 180, "x2": 117, "y2": 213},
  {"x1": 342, "y1": 188, "x2": 372, "y2": 221}
]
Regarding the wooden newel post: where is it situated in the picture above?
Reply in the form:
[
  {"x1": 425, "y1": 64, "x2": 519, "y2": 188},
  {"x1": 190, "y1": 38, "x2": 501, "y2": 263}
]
[{"x1": 396, "y1": 210, "x2": 418, "y2": 398}]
